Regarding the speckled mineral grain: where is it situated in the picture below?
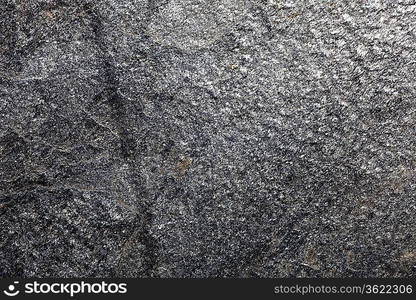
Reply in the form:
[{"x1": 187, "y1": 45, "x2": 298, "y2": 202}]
[{"x1": 0, "y1": 0, "x2": 415, "y2": 277}]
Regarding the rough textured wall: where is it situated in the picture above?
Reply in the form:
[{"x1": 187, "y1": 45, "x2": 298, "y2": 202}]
[{"x1": 0, "y1": 0, "x2": 415, "y2": 277}]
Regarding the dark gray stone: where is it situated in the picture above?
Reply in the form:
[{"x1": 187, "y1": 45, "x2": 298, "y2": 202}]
[{"x1": 0, "y1": 0, "x2": 415, "y2": 277}]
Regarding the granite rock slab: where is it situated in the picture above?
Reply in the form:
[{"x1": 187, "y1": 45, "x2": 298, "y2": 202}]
[{"x1": 0, "y1": 0, "x2": 415, "y2": 277}]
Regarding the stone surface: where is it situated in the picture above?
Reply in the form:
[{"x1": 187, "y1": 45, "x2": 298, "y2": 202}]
[{"x1": 0, "y1": 0, "x2": 415, "y2": 277}]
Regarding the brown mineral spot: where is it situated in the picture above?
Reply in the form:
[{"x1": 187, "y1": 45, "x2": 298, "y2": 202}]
[
  {"x1": 400, "y1": 250, "x2": 416, "y2": 262},
  {"x1": 175, "y1": 157, "x2": 192, "y2": 176},
  {"x1": 288, "y1": 12, "x2": 301, "y2": 19},
  {"x1": 117, "y1": 198, "x2": 139, "y2": 214},
  {"x1": 43, "y1": 10, "x2": 55, "y2": 19},
  {"x1": 302, "y1": 247, "x2": 320, "y2": 270},
  {"x1": 345, "y1": 250, "x2": 363, "y2": 272},
  {"x1": 327, "y1": 1, "x2": 337, "y2": 12},
  {"x1": 386, "y1": 165, "x2": 414, "y2": 194}
]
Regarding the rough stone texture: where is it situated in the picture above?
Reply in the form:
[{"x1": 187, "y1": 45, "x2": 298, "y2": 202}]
[{"x1": 0, "y1": 0, "x2": 415, "y2": 278}]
